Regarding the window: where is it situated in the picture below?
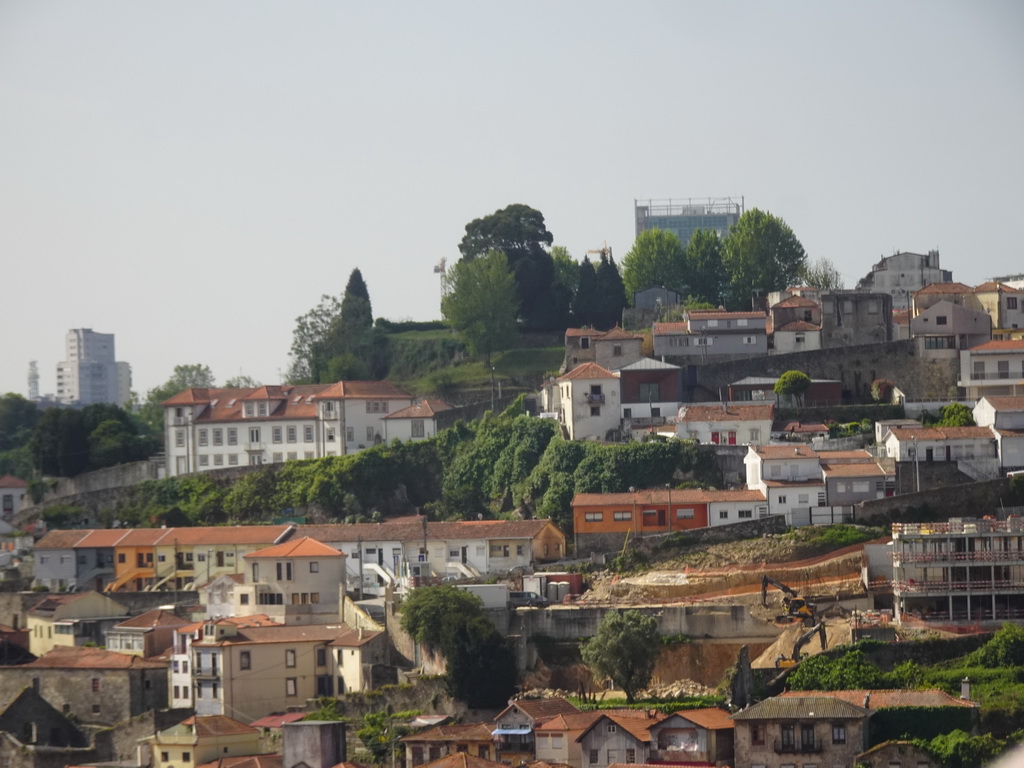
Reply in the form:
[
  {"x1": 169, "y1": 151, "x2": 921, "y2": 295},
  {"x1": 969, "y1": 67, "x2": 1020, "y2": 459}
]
[
  {"x1": 199, "y1": 454, "x2": 209, "y2": 466},
  {"x1": 743, "y1": 335, "x2": 757, "y2": 344},
  {"x1": 175, "y1": 430, "x2": 185, "y2": 448},
  {"x1": 936, "y1": 315, "x2": 948, "y2": 325},
  {"x1": 316, "y1": 648, "x2": 327, "y2": 666},
  {"x1": 625, "y1": 750, "x2": 635, "y2": 764},
  {"x1": 287, "y1": 426, "x2": 297, "y2": 443},
  {"x1": 584, "y1": 512, "x2": 603, "y2": 522},
  {"x1": 183, "y1": 753, "x2": 190, "y2": 763},
  {"x1": 213, "y1": 428, "x2": 223, "y2": 446},
  {"x1": 832, "y1": 723, "x2": 846, "y2": 744},
  {"x1": 327, "y1": 429, "x2": 336, "y2": 442},
  {"x1": 310, "y1": 561, "x2": 319, "y2": 573},
  {"x1": 272, "y1": 452, "x2": 283, "y2": 463},
  {"x1": 749, "y1": 428, "x2": 760, "y2": 443},
  {"x1": 606, "y1": 725, "x2": 617, "y2": 733},
  {"x1": 750, "y1": 724, "x2": 765, "y2": 746},
  {"x1": 638, "y1": 382, "x2": 660, "y2": 402},
  {"x1": 739, "y1": 509, "x2": 753, "y2": 519},
  {"x1": 588, "y1": 751, "x2": 598, "y2": 765},
  {"x1": 239, "y1": 651, "x2": 251, "y2": 670},
  {"x1": 613, "y1": 511, "x2": 631, "y2": 521},
  {"x1": 162, "y1": 753, "x2": 170, "y2": 762},
  {"x1": 367, "y1": 426, "x2": 375, "y2": 441},
  {"x1": 91, "y1": 678, "x2": 100, "y2": 692},
  {"x1": 677, "y1": 508, "x2": 694, "y2": 519},
  {"x1": 581, "y1": 337, "x2": 590, "y2": 350},
  {"x1": 304, "y1": 425, "x2": 314, "y2": 442},
  {"x1": 719, "y1": 510, "x2": 728, "y2": 520},
  {"x1": 1008, "y1": 297, "x2": 1019, "y2": 310},
  {"x1": 411, "y1": 420, "x2": 425, "y2": 438},
  {"x1": 346, "y1": 427, "x2": 354, "y2": 442},
  {"x1": 272, "y1": 427, "x2": 283, "y2": 443},
  {"x1": 613, "y1": 344, "x2": 622, "y2": 356},
  {"x1": 258, "y1": 402, "x2": 268, "y2": 417},
  {"x1": 214, "y1": 454, "x2": 223, "y2": 466},
  {"x1": 228, "y1": 428, "x2": 238, "y2": 445},
  {"x1": 285, "y1": 678, "x2": 297, "y2": 696},
  {"x1": 285, "y1": 649, "x2": 296, "y2": 667},
  {"x1": 277, "y1": 562, "x2": 294, "y2": 581},
  {"x1": 229, "y1": 453, "x2": 239, "y2": 465},
  {"x1": 249, "y1": 427, "x2": 261, "y2": 443},
  {"x1": 781, "y1": 723, "x2": 795, "y2": 748},
  {"x1": 240, "y1": 594, "x2": 249, "y2": 605},
  {"x1": 590, "y1": 406, "x2": 601, "y2": 417},
  {"x1": 198, "y1": 429, "x2": 208, "y2": 446},
  {"x1": 999, "y1": 361, "x2": 1010, "y2": 379},
  {"x1": 778, "y1": 495, "x2": 787, "y2": 504}
]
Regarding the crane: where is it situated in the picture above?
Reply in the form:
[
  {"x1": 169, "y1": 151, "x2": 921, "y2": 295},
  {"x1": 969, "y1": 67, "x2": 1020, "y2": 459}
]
[
  {"x1": 761, "y1": 575, "x2": 816, "y2": 625},
  {"x1": 775, "y1": 622, "x2": 828, "y2": 668},
  {"x1": 587, "y1": 242, "x2": 613, "y2": 260}
]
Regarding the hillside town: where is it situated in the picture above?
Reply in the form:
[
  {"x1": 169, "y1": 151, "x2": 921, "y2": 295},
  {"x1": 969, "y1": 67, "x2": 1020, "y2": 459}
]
[{"x1": 1, "y1": 234, "x2": 1024, "y2": 768}]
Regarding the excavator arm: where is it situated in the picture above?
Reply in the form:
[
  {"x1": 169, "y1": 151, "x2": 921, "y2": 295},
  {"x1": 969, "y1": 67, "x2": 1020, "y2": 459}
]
[{"x1": 761, "y1": 575, "x2": 799, "y2": 606}]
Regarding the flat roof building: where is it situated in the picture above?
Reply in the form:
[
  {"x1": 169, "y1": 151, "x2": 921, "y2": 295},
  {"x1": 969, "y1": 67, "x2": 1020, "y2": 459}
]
[{"x1": 634, "y1": 197, "x2": 743, "y2": 246}]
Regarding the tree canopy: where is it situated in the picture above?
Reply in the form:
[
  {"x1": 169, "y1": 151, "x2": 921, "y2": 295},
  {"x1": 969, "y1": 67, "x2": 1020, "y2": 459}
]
[
  {"x1": 138, "y1": 364, "x2": 217, "y2": 432},
  {"x1": 441, "y1": 249, "x2": 519, "y2": 366},
  {"x1": 936, "y1": 402, "x2": 975, "y2": 427},
  {"x1": 458, "y1": 204, "x2": 562, "y2": 329},
  {"x1": 31, "y1": 403, "x2": 157, "y2": 477},
  {"x1": 800, "y1": 257, "x2": 845, "y2": 291},
  {"x1": 774, "y1": 370, "x2": 812, "y2": 405},
  {"x1": 684, "y1": 229, "x2": 728, "y2": 306},
  {"x1": 722, "y1": 209, "x2": 807, "y2": 308},
  {"x1": 581, "y1": 609, "x2": 660, "y2": 702},
  {"x1": 621, "y1": 229, "x2": 685, "y2": 301}
]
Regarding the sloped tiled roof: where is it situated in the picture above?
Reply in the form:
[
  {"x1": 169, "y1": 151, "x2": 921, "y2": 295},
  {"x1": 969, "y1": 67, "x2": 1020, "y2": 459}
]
[
  {"x1": 113, "y1": 609, "x2": 189, "y2": 630},
  {"x1": 34, "y1": 529, "x2": 92, "y2": 549},
  {"x1": 974, "y1": 281, "x2": 1022, "y2": 294},
  {"x1": 968, "y1": 339, "x2": 1024, "y2": 352},
  {"x1": 774, "y1": 320, "x2": 821, "y2": 332},
  {"x1": 914, "y1": 282, "x2": 974, "y2": 295},
  {"x1": 0, "y1": 475, "x2": 27, "y2": 488},
  {"x1": 573, "y1": 489, "x2": 765, "y2": 506},
  {"x1": 576, "y1": 712, "x2": 660, "y2": 743},
  {"x1": 294, "y1": 519, "x2": 559, "y2": 544},
  {"x1": 772, "y1": 296, "x2": 819, "y2": 308},
  {"x1": 196, "y1": 756, "x2": 282, "y2": 768},
  {"x1": 821, "y1": 462, "x2": 885, "y2": 478},
  {"x1": 401, "y1": 723, "x2": 494, "y2": 743},
  {"x1": 329, "y1": 627, "x2": 384, "y2": 648},
  {"x1": 660, "y1": 708, "x2": 733, "y2": 730},
  {"x1": 688, "y1": 310, "x2": 766, "y2": 320},
  {"x1": 495, "y1": 697, "x2": 579, "y2": 723},
  {"x1": 982, "y1": 396, "x2": 1024, "y2": 411},
  {"x1": 30, "y1": 592, "x2": 98, "y2": 615},
  {"x1": 557, "y1": 363, "x2": 617, "y2": 381},
  {"x1": 774, "y1": 421, "x2": 829, "y2": 434},
  {"x1": 651, "y1": 322, "x2": 689, "y2": 334},
  {"x1": 19, "y1": 645, "x2": 167, "y2": 670},
  {"x1": 244, "y1": 536, "x2": 343, "y2": 559},
  {"x1": 751, "y1": 444, "x2": 818, "y2": 459},
  {"x1": 196, "y1": 624, "x2": 350, "y2": 647},
  {"x1": 678, "y1": 404, "x2": 772, "y2": 423},
  {"x1": 315, "y1": 380, "x2": 413, "y2": 400},
  {"x1": 417, "y1": 754, "x2": 506, "y2": 768},
  {"x1": 249, "y1": 713, "x2": 307, "y2": 728},
  {"x1": 384, "y1": 399, "x2": 454, "y2": 420},
  {"x1": 887, "y1": 427, "x2": 994, "y2": 441},
  {"x1": 816, "y1": 449, "x2": 878, "y2": 461},
  {"x1": 156, "y1": 525, "x2": 294, "y2": 547},
  {"x1": 730, "y1": 696, "x2": 868, "y2": 720},
  {"x1": 180, "y1": 715, "x2": 260, "y2": 737},
  {"x1": 780, "y1": 688, "x2": 976, "y2": 709}
]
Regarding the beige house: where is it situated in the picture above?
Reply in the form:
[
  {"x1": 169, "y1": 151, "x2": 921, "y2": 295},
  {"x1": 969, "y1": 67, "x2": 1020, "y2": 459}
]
[
  {"x1": 237, "y1": 537, "x2": 347, "y2": 624},
  {"x1": 105, "y1": 608, "x2": 190, "y2": 658},
  {"x1": 27, "y1": 591, "x2": 128, "y2": 656},
  {"x1": 402, "y1": 723, "x2": 496, "y2": 766},
  {"x1": 535, "y1": 710, "x2": 644, "y2": 768},
  {"x1": 730, "y1": 695, "x2": 869, "y2": 768},
  {"x1": 648, "y1": 708, "x2": 734, "y2": 768},
  {"x1": 148, "y1": 715, "x2": 263, "y2": 768},
  {"x1": 553, "y1": 363, "x2": 621, "y2": 441}
]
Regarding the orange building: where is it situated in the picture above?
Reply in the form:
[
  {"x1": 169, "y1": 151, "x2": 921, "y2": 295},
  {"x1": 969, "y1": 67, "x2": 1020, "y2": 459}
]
[{"x1": 572, "y1": 488, "x2": 765, "y2": 554}]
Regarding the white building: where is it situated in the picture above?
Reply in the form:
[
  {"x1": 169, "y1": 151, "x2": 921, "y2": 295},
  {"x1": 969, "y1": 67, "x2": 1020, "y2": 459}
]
[
  {"x1": 856, "y1": 250, "x2": 953, "y2": 311},
  {"x1": 974, "y1": 396, "x2": 1024, "y2": 470},
  {"x1": 676, "y1": 403, "x2": 772, "y2": 445},
  {"x1": 55, "y1": 329, "x2": 131, "y2": 406},
  {"x1": 958, "y1": 340, "x2": 1024, "y2": 399},
  {"x1": 880, "y1": 426, "x2": 997, "y2": 463},
  {"x1": 553, "y1": 363, "x2": 621, "y2": 441},
  {"x1": 745, "y1": 444, "x2": 825, "y2": 525},
  {"x1": 236, "y1": 537, "x2": 347, "y2": 624},
  {"x1": 162, "y1": 381, "x2": 414, "y2": 476},
  {"x1": 382, "y1": 399, "x2": 453, "y2": 443}
]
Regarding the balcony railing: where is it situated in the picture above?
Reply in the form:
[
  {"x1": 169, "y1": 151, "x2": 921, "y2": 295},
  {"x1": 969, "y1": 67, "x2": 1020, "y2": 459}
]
[
  {"x1": 894, "y1": 550, "x2": 1024, "y2": 564},
  {"x1": 585, "y1": 393, "x2": 605, "y2": 404},
  {"x1": 894, "y1": 519, "x2": 1024, "y2": 535},
  {"x1": 774, "y1": 738, "x2": 822, "y2": 754},
  {"x1": 896, "y1": 578, "x2": 1024, "y2": 594}
]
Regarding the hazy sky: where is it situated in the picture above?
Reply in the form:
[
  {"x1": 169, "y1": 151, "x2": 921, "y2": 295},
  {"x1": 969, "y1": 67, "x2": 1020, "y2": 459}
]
[{"x1": 2, "y1": 1, "x2": 1022, "y2": 399}]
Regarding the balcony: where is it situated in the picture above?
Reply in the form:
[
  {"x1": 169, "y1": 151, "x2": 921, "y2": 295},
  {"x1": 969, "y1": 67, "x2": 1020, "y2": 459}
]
[
  {"x1": 895, "y1": 578, "x2": 1024, "y2": 594},
  {"x1": 774, "y1": 738, "x2": 822, "y2": 754},
  {"x1": 585, "y1": 393, "x2": 605, "y2": 404},
  {"x1": 894, "y1": 549, "x2": 1024, "y2": 565}
]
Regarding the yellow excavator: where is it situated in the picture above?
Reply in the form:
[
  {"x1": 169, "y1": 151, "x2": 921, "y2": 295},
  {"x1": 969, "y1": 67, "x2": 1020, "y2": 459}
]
[
  {"x1": 761, "y1": 575, "x2": 816, "y2": 626},
  {"x1": 775, "y1": 622, "x2": 828, "y2": 668}
]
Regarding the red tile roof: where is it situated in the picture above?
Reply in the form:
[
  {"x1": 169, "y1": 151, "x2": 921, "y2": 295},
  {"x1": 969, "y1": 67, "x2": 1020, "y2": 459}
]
[
  {"x1": 821, "y1": 462, "x2": 885, "y2": 477},
  {"x1": 557, "y1": 363, "x2": 616, "y2": 381},
  {"x1": 678, "y1": 404, "x2": 773, "y2": 423},
  {"x1": 294, "y1": 519, "x2": 560, "y2": 544},
  {"x1": 0, "y1": 475, "x2": 27, "y2": 488},
  {"x1": 772, "y1": 296, "x2": 819, "y2": 308},
  {"x1": 249, "y1": 713, "x2": 307, "y2": 728},
  {"x1": 155, "y1": 525, "x2": 295, "y2": 547},
  {"x1": 651, "y1": 322, "x2": 689, "y2": 335},
  {"x1": 663, "y1": 708, "x2": 733, "y2": 730},
  {"x1": 384, "y1": 399, "x2": 454, "y2": 420},
  {"x1": 887, "y1": 427, "x2": 995, "y2": 441},
  {"x1": 914, "y1": 282, "x2": 975, "y2": 295},
  {"x1": 573, "y1": 489, "x2": 765, "y2": 506},
  {"x1": 974, "y1": 282, "x2": 1022, "y2": 294},
  {"x1": 18, "y1": 645, "x2": 167, "y2": 670},
  {"x1": 751, "y1": 444, "x2": 818, "y2": 459},
  {"x1": 180, "y1": 715, "x2": 260, "y2": 737},
  {"x1": 774, "y1": 321, "x2": 821, "y2": 332},
  {"x1": 196, "y1": 756, "x2": 282, "y2": 768},
  {"x1": 576, "y1": 711, "x2": 661, "y2": 742},
  {"x1": 688, "y1": 310, "x2": 766, "y2": 320},
  {"x1": 775, "y1": 421, "x2": 829, "y2": 434},
  {"x1": 495, "y1": 697, "x2": 580, "y2": 722},
  {"x1": 328, "y1": 627, "x2": 384, "y2": 648},
  {"x1": 401, "y1": 723, "x2": 494, "y2": 743},
  {"x1": 114, "y1": 609, "x2": 190, "y2": 630},
  {"x1": 982, "y1": 396, "x2": 1024, "y2": 411},
  {"x1": 416, "y1": 754, "x2": 506, "y2": 768},
  {"x1": 244, "y1": 536, "x2": 343, "y2": 559},
  {"x1": 780, "y1": 688, "x2": 976, "y2": 708},
  {"x1": 196, "y1": 624, "x2": 354, "y2": 647},
  {"x1": 816, "y1": 450, "x2": 874, "y2": 460},
  {"x1": 565, "y1": 327, "x2": 642, "y2": 341},
  {"x1": 968, "y1": 339, "x2": 1024, "y2": 352},
  {"x1": 315, "y1": 381, "x2": 413, "y2": 399}
]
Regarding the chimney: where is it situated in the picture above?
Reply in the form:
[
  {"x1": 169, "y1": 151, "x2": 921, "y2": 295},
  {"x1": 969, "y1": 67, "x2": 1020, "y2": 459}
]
[
  {"x1": 358, "y1": 626, "x2": 364, "y2": 641},
  {"x1": 961, "y1": 676, "x2": 971, "y2": 701},
  {"x1": 862, "y1": 693, "x2": 870, "y2": 709}
]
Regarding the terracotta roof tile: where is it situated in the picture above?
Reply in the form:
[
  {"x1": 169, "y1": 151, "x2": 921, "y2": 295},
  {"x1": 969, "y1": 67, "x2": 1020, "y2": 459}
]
[
  {"x1": 196, "y1": 624, "x2": 354, "y2": 647},
  {"x1": 660, "y1": 708, "x2": 733, "y2": 730},
  {"x1": 652, "y1": 322, "x2": 689, "y2": 334},
  {"x1": 244, "y1": 536, "x2": 343, "y2": 559},
  {"x1": 384, "y1": 400, "x2": 454, "y2": 420},
  {"x1": 772, "y1": 296, "x2": 819, "y2": 308},
  {"x1": 495, "y1": 697, "x2": 580, "y2": 722},
  {"x1": 0, "y1": 475, "x2": 27, "y2": 488},
  {"x1": 914, "y1": 282, "x2": 975, "y2": 295},
  {"x1": 982, "y1": 396, "x2": 1024, "y2": 411},
  {"x1": 774, "y1": 321, "x2": 821, "y2": 332},
  {"x1": 974, "y1": 282, "x2": 1023, "y2": 294},
  {"x1": 687, "y1": 310, "x2": 766, "y2": 320},
  {"x1": 752, "y1": 444, "x2": 818, "y2": 459},
  {"x1": 968, "y1": 339, "x2": 1024, "y2": 352},
  {"x1": 180, "y1": 715, "x2": 260, "y2": 737},
  {"x1": 557, "y1": 363, "x2": 616, "y2": 381},
  {"x1": 293, "y1": 519, "x2": 559, "y2": 545},
  {"x1": 314, "y1": 381, "x2": 413, "y2": 400},
  {"x1": 416, "y1": 754, "x2": 506, "y2": 768},
  {"x1": 17, "y1": 645, "x2": 166, "y2": 670},
  {"x1": 34, "y1": 530, "x2": 91, "y2": 549},
  {"x1": 576, "y1": 712, "x2": 661, "y2": 743},
  {"x1": 249, "y1": 713, "x2": 307, "y2": 729},
  {"x1": 329, "y1": 627, "x2": 384, "y2": 647},
  {"x1": 196, "y1": 756, "x2": 282, "y2": 768},
  {"x1": 114, "y1": 609, "x2": 190, "y2": 630},
  {"x1": 156, "y1": 525, "x2": 295, "y2": 547},
  {"x1": 779, "y1": 688, "x2": 976, "y2": 709},
  {"x1": 821, "y1": 462, "x2": 885, "y2": 477},
  {"x1": 887, "y1": 427, "x2": 994, "y2": 441},
  {"x1": 573, "y1": 489, "x2": 765, "y2": 506},
  {"x1": 678, "y1": 404, "x2": 773, "y2": 423},
  {"x1": 401, "y1": 723, "x2": 494, "y2": 743},
  {"x1": 730, "y1": 696, "x2": 867, "y2": 720}
]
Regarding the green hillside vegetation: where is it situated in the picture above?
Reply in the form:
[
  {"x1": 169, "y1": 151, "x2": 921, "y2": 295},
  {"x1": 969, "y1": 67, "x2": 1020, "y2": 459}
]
[
  {"x1": 788, "y1": 624, "x2": 1024, "y2": 748},
  {"x1": 53, "y1": 397, "x2": 722, "y2": 534}
]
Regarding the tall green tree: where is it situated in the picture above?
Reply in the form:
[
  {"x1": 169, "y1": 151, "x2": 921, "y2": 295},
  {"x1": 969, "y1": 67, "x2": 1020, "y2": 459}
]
[
  {"x1": 621, "y1": 229, "x2": 685, "y2": 302},
  {"x1": 0, "y1": 394, "x2": 40, "y2": 453},
  {"x1": 290, "y1": 294, "x2": 342, "y2": 383},
  {"x1": 936, "y1": 402, "x2": 975, "y2": 427},
  {"x1": 572, "y1": 256, "x2": 600, "y2": 327},
  {"x1": 684, "y1": 229, "x2": 727, "y2": 306},
  {"x1": 138, "y1": 364, "x2": 216, "y2": 432},
  {"x1": 722, "y1": 209, "x2": 807, "y2": 309},
  {"x1": 581, "y1": 609, "x2": 660, "y2": 703},
  {"x1": 442, "y1": 250, "x2": 519, "y2": 367},
  {"x1": 594, "y1": 254, "x2": 627, "y2": 329},
  {"x1": 32, "y1": 403, "x2": 157, "y2": 477},
  {"x1": 550, "y1": 245, "x2": 579, "y2": 300},
  {"x1": 774, "y1": 370, "x2": 812, "y2": 406},
  {"x1": 458, "y1": 204, "x2": 562, "y2": 329}
]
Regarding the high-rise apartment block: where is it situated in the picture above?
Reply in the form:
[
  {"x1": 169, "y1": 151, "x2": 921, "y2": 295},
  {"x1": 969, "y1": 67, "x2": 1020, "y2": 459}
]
[
  {"x1": 634, "y1": 197, "x2": 743, "y2": 246},
  {"x1": 55, "y1": 329, "x2": 132, "y2": 407}
]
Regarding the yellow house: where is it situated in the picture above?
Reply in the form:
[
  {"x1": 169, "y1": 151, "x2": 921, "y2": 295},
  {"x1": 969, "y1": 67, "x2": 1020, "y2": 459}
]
[
  {"x1": 27, "y1": 591, "x2": 128, "y2": 656},
  {"x1": 149, "y1": 715, "x2": 263, "y2": 768},
  {"x1": 152, "y1": 525, "x2": 295, "y2": 591}
]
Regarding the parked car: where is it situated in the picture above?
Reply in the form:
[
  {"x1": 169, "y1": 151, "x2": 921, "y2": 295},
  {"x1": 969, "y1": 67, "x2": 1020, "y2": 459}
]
[{"x1": 509, "y1": 590, "x2": 549, "y2": 608}]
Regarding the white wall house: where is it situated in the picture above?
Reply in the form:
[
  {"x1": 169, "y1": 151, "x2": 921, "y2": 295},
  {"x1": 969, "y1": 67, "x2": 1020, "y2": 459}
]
[
  {"x1": 745, "y1": 444, "x2": 825, "y2": 525},
  {"x1": 974, "y1": 396, "x2": 1024, "y2": 470},
  {"x1": 676, "y1": 403, "x2": 773, "y2": 445},
  {"x1": 163, "y1": 382, "x2": 414, "y2": 476},
  {"x1": 382, "y1": 399, "x2": 453, "y2": 443},
  {"x1": 555, "y1": 363, "x2": 621, "y2": 441},
  {"x1": 236, "y1": 537, "x2": 347, "y2": 624},
  {"x1": 958, "y1": 340, "x2": 1024, "y2": 399},
  {"x1": 881, "y1": 427, "x2": 997, "y2": 462}
]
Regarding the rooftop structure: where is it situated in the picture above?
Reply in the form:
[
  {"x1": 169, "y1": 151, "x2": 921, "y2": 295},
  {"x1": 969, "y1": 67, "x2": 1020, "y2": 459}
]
[{"x1": 634, "y1": 197, "x2": 743, "y2": 246}]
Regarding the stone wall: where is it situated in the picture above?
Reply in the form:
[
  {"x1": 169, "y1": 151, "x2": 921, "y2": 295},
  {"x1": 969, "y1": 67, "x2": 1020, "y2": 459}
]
[
  {"x1": 670, "y1": 340, "x2": 959, "y2": 403},
  {"x1": 855, "y1": 476, "x2": 1014, "y2": 524},
  {"x1": 47, "y1": 460, "x2": 164, "y2": 498}
]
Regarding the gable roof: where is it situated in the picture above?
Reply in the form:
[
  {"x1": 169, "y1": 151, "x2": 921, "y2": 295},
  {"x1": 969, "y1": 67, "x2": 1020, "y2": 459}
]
[
  {"x1": 914, "y1": 282, "x2": 975, "y2": 295},
  {"x1": 652, "y1": 322, "x2": 689, "y2": 334},
  {"x1": 974, "y1": 281, "x2": 1022, "y2": 294},
  {"x1": 750, "y1": 444, "x2": 818, "y2": 459},
  {"x1": 968, "y1": 339, "x2": 1024, "y2": 352},
  {"x1": 657, "y1": 708, "x2": 733, "y2": 730},
  {"x1": 315, "y1": 381, "x2": 413, "y2": 400},
  {"x1": 576, "y1": 712, "x2": 660, "y2": 743},
  {"x1": 678, "y1": 404, "x2": 773, "y2": 423},
  {"x1": 113, "y1": 609, "x2": 189, "y2": 630},
  {"x1": 687, "y1": 310, "x2": 766, "y2": 320},
  {"x1": 180, "y1": 715, "x2": 260, "y2": 737},
  {"x1": 196, "y1": 757, "x2": 283, "y2": 768},
  {"x1": 402, "y1": 723, "x2": 495, "y2": 743},
  {"x1": 779, "y1": 688, "x2": 977, "y2": 709},
  {"x1": 195, "y1": 624, "x2": 352, "y2": 647},
  {"x1": 244, "y1": 536, "x2": 343, "y2": 559},
  {"x1": 730, "y1": 696, "x2": 868, "y2": 720},
  {"x1": 18, "y1": 645, "x2": 167, "y2": 670},
  {"x1": 774, "y1": 320, "x2": 821, "y2": 332},
  {"x1": 495, "y1": 697, "x2": 580, "y2": 723},
  {"x1": 573, "y1": 488, "x2": 765, "y2": 506},
  {"x1": 416, "y1": 754, "x2": 506, "y2": 768},
  {"x1": 981, "y1": 396, "x2": 1024, "y2": 412},
  {"x1": 0, "y1": 475, "x2": 27, "y2": 489},
  {"x1": 886, "y1": 427, "x2": 994, "y2": 441},
  {"x1": 293, "y1": 518, "x2": 560, "y2": 545},
  {"x1": 821, "y1": 462, "x2": 886, "y2": 478},
  {"x1": 772, "y1": 296, "x2": 819, "y2": 308},
  {"x1": 557, "y1": 363, "x2": 617, "y2": 381},
  {"x1": 384, "y1": 399, "x2": 454, "y2": 420}
]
